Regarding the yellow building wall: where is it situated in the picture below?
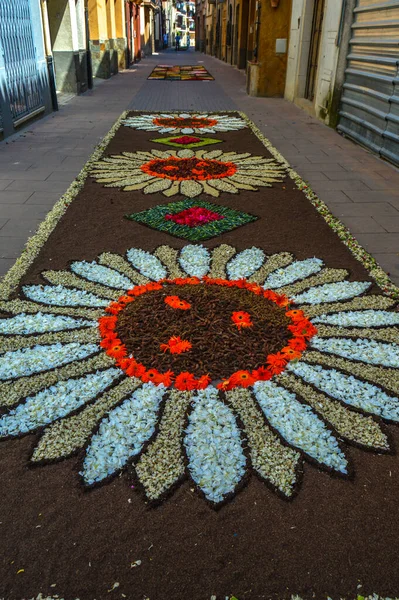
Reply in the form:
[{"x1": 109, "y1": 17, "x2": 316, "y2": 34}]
[
  {"x1": 88, "y1": 0, "x2": 127, "y2": 76},
  {"x1": 88, "y1": 0, "x2": 108, "y2": 40},
  {"x1": 106, "y1": 0, "x2": 117, "y2": 39},
  {"x1": 247, "y1": 0, "x2": 291, "y2": 97},
  {"x1": 115, "y1": 0, "x2": 125, "y2": 38}
]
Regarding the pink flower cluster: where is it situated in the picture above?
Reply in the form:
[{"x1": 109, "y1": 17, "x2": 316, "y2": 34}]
[
  {"x1": 165, "y1": 206, "x2": 225, "y2": 228},
  {"x1": 173, "y1": 136, "x2": 201, "y2": 145}
]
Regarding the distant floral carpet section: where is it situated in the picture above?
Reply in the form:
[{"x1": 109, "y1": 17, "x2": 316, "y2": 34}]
[
  {"x1": 122, "y1": 113, "x2": 246, "y2": 134},
  {"x1": 147, "y1": 65, "x2": 214, "y2": 81},
  {"x1": 1, "y1": 243, "x2": 398, "y2": 505}
]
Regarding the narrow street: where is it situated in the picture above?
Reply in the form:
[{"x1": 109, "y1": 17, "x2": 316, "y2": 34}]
[{"x1": 0, "y1": 49, "x2": 398, "y2": 283}]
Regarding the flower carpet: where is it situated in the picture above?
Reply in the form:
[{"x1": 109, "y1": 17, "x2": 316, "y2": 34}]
[
  {"x1": 147, "y1": 65, "x2": 214, "y2": 81},
  {"x1": 0, "y1": 111, "x2": 399, "y2": 600}
]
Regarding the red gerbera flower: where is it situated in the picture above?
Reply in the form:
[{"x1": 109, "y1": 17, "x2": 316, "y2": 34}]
[
  {"x1": 281, "y1": 346, "x2": 302, "y2": 361},
  {"x1": 231, "y1": 311, "x2": 253, "y2": 330},
  {"x1": 174, "y1": 277, "x2": 201, "y2": 285},
  {"x1": 125, "y1": 360, "x2": 147, "y2": 378},
  {"x1": 288, "y1": 336, "x2": 307, "y2": 352},
  {"x1": 142, "y1": 368, "x2": 164, "y2": 385},
  {"x1": 252, "y1": 366, "x2": 273, "y2": 381},
  {"x1": 274, "y1": 293, "x2": 290, "y2": 307},
  {"x1": 160, "y1": 336, "x2": 192, "y2": 354},
  {"x1": 107, "y1": 342, "x2": 127, "y2": 360},
  {"x1": 174, "y1": 372, "x2": 198, "y2": 391},
  {"x1": 105, "y1": 302, "x2": 124, "y2": 315},
  {"x1": 289, "y1": 320, "x2": 317, "y2": 339},
  {"x1": 98, "y1": 316, "x2": 117, "y2": 335},
  {"x1": 286, "y1": 309, "x2": 305, "y2": 322},
  {"x1": 266, "y1": 352, "x2": 288, "y2": 375},
  {"x1": 157, "y1": 370, "x2": 174, "y2": 387},
  {"x1": 127, "y1": 285, "x2": 147, "y2": 297},
  {"x1": 229, "y1": 370, "x2": 255, "y2": 388},
  {"x1": 196, "y1": 374, "x2": 211, "y2": 389},
  {"x1": 99, "y1": 332, "x2": 118, "y2": 349},
  {"x1": 263, "y1": 289, "x2": 279, "y2": 303},
  {"x1": 164, "y1": 295, "x2": 191, "y2": 310},
  {"x1": 217, "y1": 379, "x2": 233, "y2": 391}
]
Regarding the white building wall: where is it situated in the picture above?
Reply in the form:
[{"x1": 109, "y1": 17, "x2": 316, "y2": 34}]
[{"x1": 285, "y1": 0, "x2": 343, "y2": 125}]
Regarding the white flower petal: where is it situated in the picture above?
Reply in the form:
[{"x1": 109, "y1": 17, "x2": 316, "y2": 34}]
[
  {"x1": 264, "y1": 258, "x2": 324, "y2": 289},
  {"x1": 227, "y1": 248, "x2": 265, "y2": 280},
  {"x1": 179, "y1": 245, "x2": 210, "y2": 277},
  {"x1": 254, "y1": 380, "x2": 348, "y2": 473},
  {"x1": 293, "y1": 281, "x2": 371, "y2": 304},
  {"x1": 185, "y1": 388, "x2": 246, "y2": 503},
  {"x1": 312, "y1": 310, "x2": 399, "y2": 327},
  {"x1": 180, "y1": 180, "x2": 203, "y2": 197},
  {"x1": 0, "y1": 313, "x2": 94, "y2": 335},
  {"x1": 143, "y1": 178, "x2": 173, "y2": 194},
  {"x1": 23, "y1": 285, "x2": 108, "y2": 308},
  {"x1": 70, "y1": 261, "x2": 133, "y2": 290},
  {"x1": 82, "y1": 383, "x2": 164, "y2": 484},
  {"x1": 0, "y1": 368, "x2": 120, "y2": 437},
  {"x1": 311, "y1": 337, "x2": 399, "y2": 368},
  {"x1": 0, "y1": 342, "x2": 99, "y2": 381},
  {"x1": 289, "y1": 362, "x2": 399, "y2": 421},
  {"x1": 126, "y1": 248, "x2": 167, "y2": 280}
]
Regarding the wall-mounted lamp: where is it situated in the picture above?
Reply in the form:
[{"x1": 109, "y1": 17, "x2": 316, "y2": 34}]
[{"x1": 270, "y1": 0, "x2": 280, "y2": 7}]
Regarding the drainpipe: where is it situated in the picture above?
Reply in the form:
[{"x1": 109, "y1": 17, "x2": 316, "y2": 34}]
[
  {"x1": 253, "y1": 0, "x2": 261, "y2": 61},
  {"x1": 40, "y1": 0, "x2": 58, "y2": 110},
  {"x1": 85, "y1": 6, "x2": 93, "y2": 88}
]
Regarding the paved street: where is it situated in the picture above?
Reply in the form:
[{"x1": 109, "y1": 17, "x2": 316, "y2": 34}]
[{"x1": 0, "y1": 49, "x2": 398, "y2": 283}]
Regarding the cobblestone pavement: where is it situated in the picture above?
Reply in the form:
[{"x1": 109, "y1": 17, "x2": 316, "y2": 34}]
[{"x1": 0, "y1": 49, "x2": 398, "y2": 283}]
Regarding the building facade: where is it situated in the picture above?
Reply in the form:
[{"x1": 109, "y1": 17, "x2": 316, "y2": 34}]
[
  {"x1": 285, "y1": 0, "x2": 344, "y2": 125},
  {"x1": 285, "y1": 0, "x2": 399, "y2": 167},
  {"x1": 140, "y1": 0, "x2": 162, "y2": 55},
  {"x1": 198, "y1": 0, "x2": 291, "y2": 97},
  {"x1": 88, "y1": 0, "x2": 128, "y2": 78},
  {"x1": 0, "y1": 0, "x2": 53, "y2": 140},
  {"x1": 0, "y1": 0, "x2": 146, "y2": 140},
  {"x1": 126, "y1": 0, "x2": 142, "y2": 63},
  {"x1": 43, "y1": 0, "x2": 90, "y2": 94}
]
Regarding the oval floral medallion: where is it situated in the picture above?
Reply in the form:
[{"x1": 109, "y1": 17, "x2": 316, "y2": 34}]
[
  {"x1": 0, "y1": 244, "x2": 398, "y2": 505},
  {"x1": 152, "y1": 116, "x2": 218, "y2": 130}
]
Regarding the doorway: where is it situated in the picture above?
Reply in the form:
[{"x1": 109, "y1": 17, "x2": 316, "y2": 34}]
[{"x1": 305, "y1": 0, "x2": 325, "y2": 101}]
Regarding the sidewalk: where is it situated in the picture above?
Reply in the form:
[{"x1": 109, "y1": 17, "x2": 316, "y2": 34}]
[{"x1": 0, "y1": 49, "x2": 398, "y2": 283}]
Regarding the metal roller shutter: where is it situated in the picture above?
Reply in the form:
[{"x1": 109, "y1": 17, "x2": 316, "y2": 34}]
[{"x1": 338, "y1": 0, "x2": 399, "y2": 167}]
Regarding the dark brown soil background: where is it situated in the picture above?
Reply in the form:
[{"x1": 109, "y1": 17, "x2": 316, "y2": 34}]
[{"x1": 1, "y1": 113, "x2": 398, "y2": 600}]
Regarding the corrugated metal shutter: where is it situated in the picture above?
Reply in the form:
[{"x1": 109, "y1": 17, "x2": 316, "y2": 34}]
[{"x1": 338, "y1": 0, "x2": 399, "y2": 167}]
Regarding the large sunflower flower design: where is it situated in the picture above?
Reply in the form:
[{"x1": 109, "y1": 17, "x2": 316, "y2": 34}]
[
  {"x1": 90, "y1": 149, "x2": 287, "y2": 198},
  {"x1": 0, "y1": 244, "x2": 398, "y2": 505}
]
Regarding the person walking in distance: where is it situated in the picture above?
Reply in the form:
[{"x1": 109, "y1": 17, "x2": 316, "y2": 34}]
[{"x1": 175, "y1": 32, "x2": 181, "y2": 51}]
